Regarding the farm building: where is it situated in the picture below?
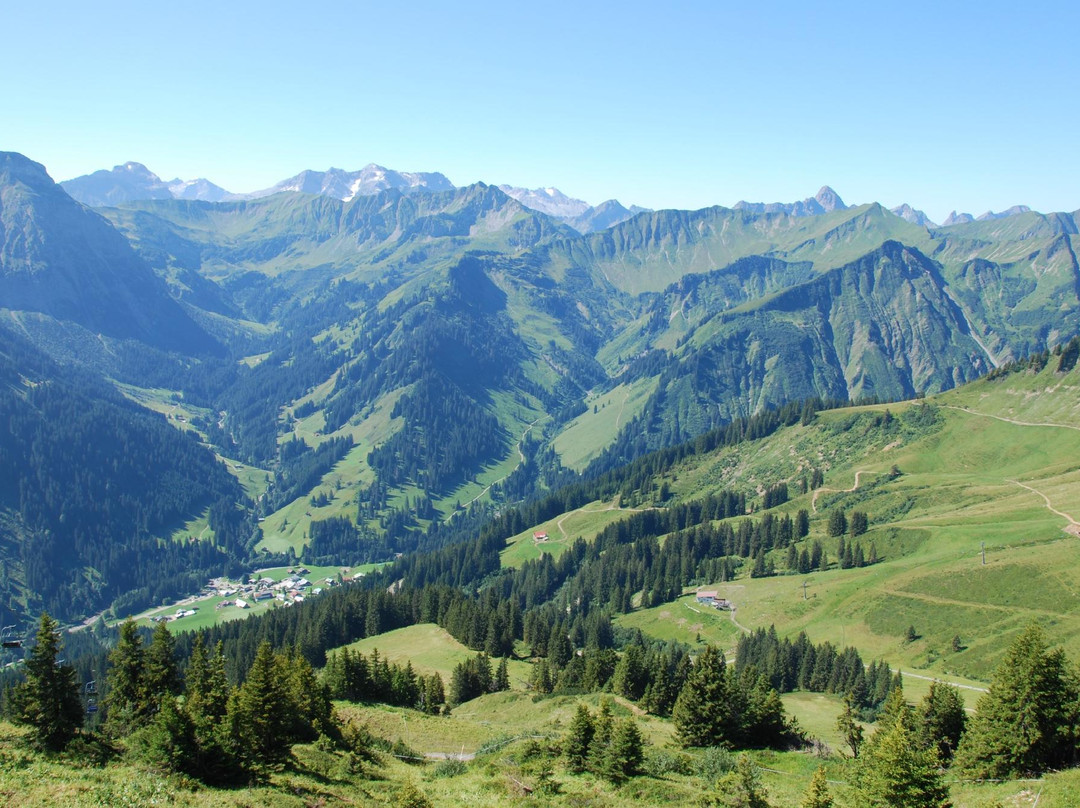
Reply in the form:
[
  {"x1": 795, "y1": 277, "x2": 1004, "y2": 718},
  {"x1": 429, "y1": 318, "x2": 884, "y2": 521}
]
[{"x1": 695, "y1": 591, "x2": 733, "y2": 610}]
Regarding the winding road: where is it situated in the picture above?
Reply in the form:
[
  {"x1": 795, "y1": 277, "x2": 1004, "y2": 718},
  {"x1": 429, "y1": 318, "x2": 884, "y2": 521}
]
[
  {"x1": 452, "y1": 416, "x2": 547, "y2": 516},
  {"x1": 1008, "y1": 479, "x2": 1080, "y2": 537},
  {"x1": 811, "y1": 470, "x2": 880, "y2": 513},
  {"x1": 942, "y1": 405, "x2": 1080, "y2": 433},
  {"x1": 943, "y1": 405, "x2": 1080, "y2": 536}
]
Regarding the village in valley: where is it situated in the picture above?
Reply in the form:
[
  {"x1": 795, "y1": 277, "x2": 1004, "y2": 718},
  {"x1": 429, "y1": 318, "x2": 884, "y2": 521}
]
[{"x1": 144, "y1": 565, "x2": 369, "y2": 628}]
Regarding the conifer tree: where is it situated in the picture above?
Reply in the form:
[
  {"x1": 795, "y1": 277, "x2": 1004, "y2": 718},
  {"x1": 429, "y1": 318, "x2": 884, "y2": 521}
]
[
  {"x1": 530, "y1": 659, "x2": 553, "y2": 694},
  {"x1": 796, "y1": 509, "x2": 810, "y2": 538},
  {"x1": 854, "y1": 705, "x2": 948, "y2": 808},
  {"x1": 421, "y1": 674, "x2": 445, "y2": 714},
  {"x1": 183, "y1": 637, "x2": 233, "y2": 781},
  {"x1": 715, "y1": 753, "x2": 770, "y2": 808},
  {"x1": 548, "y1": 622, "x2": 573, "y2": 669},
  {"x1": 104, "y1": 618, "x2": 146, "y2": 736},
  {"x1": 798, "y1": 548, "x2": 811, "y2": 574},
  {"x1": 613, "y1": 644, "x2": 648, "y2": 701},
  {"x1": 602, "y1": 717, "x2": 645, "y2": 783},
  {"x1": 280, "y1": 647, "x2": 332, "y2": 741},
  {"x1": 588, "y1": 698, "x2": 614, "y2": 774},
  {"x1": 916, "y1": 680, "x2": 966, "y2": 762},
  {"x1": 836, "y1": 695, "x2": 864, "y2": 758},
  {"x1": 493, "y1": 657, "x2": 510, "y2": 692},
  {"x1": 184, "y1": 634, "x2": 211, "y2": 707},
  {"x1": 672, "y1": 645, "x2": 732, "y2": 748},
  {"x1": 955, "y1": 622, "x2": 1079, "y2": 777},
  {"x1": 144, "y1": 620, "x2": 182, "y2": 709},
  {"x1": 564, "y1": 703, "x2": 594, "y2": 774},
  {"x1": 227, "y1": 641, "x2": 292, "y2": 771},
  {"x1": 800, "y1": 766, "x2": 833, "y2": 808},
  {"x1": 132, "y1": 695, "x2": 196, "y2": 774},
  {"x1": 9, "y1": 613, "x2": 83, "y2": 751},
  {"x1": 827, "y1": 509, "x2": 847, "y2": 537}
]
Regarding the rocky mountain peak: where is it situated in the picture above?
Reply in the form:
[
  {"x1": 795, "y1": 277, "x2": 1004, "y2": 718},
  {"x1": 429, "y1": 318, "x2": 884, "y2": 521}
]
[
  {"x1": 890, "y1": 203, "x2": 937, "y2": 228},
  {"x1": 943, "y1": 211, "x2": 975, "y2": 226},
  {"x1": 976, "y1": 205, "x2": 1032, "y2": 221},
  {"x1": 814, "y1": 185, "x2": 846, "y2": 212}
]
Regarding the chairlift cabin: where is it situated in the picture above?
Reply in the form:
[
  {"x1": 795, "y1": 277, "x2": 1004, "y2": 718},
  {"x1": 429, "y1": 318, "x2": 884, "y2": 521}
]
[{"x1": 0, "y1": 627, "x2": 21, "y2": 648}]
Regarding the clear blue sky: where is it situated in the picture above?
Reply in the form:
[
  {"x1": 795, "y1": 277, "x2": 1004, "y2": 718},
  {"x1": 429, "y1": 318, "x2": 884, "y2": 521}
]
[{"x1": 6, "y1": 1, "x2": 1078, "y2": 222}]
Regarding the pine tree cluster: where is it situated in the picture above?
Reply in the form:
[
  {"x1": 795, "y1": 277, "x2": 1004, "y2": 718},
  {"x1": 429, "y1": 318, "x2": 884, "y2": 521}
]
[
  {"x1": 562, "y1": 700, "x2": 646, "y2": 783},
  {"x1": 736, "y1": 627, "x2": 897, "y2": 719}
]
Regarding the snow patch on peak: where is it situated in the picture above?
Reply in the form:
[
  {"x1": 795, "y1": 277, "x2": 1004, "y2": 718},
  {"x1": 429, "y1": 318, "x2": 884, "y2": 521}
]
[{"x1": 498, "y1": 185, "x2": 590, "y2": 218}]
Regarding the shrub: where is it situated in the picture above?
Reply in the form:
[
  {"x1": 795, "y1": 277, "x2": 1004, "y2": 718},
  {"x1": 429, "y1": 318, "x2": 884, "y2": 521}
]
[{"x1": 430, "y1": 757, "x2": 467, "y2": 778}]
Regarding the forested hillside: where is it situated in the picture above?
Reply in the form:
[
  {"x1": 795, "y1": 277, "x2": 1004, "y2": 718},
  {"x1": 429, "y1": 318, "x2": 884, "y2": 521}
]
[
  {"x1": 0, "y1": 326, "x2": 248, "y2": 621},
  {"x1": 2, "y1": 147, "x2": 1079, "y2": 627},
  {"x1": 3, "y1": 348, "x2": 1080, "y2": 806}
]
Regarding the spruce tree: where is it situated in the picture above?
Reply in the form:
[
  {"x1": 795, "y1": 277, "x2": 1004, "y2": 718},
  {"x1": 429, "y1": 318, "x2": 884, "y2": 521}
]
[
  {"x1": 183, "y1": 638, "x2": 233, "y2": 781},
  {"x1": 184, "y1": 634, "x2": 211, "y2": 709},
  {"x1": 672, "y1": 645, "x2": 732, "y2": 748},
  {"x1": 548, "y1": 623, "x2": 573, "y2": 669},
  {"x1": 144, "y1": 620, "x2": 182, "y2": 709},
  {"x1": 916, "y1": 680, "x2": 966, "y2": 762},
  {"x1": 530, "y1": 658, "x2": 553, "y2": 694},
  {"x1": 104, "y1": 618, "x2": 146, "y2": 736},
  {"x1": 855, "y1": 705, "x2": 948, "y2": 808},
  {"x1": 716, "y1": 753, "x2": 770, "y2": 808},
  {"x1": 588, "y1": 699, "x2": 614, "y2": 775},
  {"x1": 9, "y1": 613, "x2": 83, "y2": 751},
  {"x1": 827, "y1": 509, "x2": 847, "y2": 537},
  {"x1": 228, "y1": 641, "x2": 292, "y2": 771},
  {"x1": 955, "y1": 622, "x2": 1079, "y2": 777},
  {"x1": 493, "y1": 657, "x2": 509, "y2": 692},
  {"x1": 280, "y1": 647, "x2": 332, "y2": 741},
  {"x1": 800, "y1": 766, "x2": 833, "y2": 808},
  {"x1": 798, "y1": 548, "x2": 811, "y2": 574},
  {"x1": 613, "y1": 644, "x2": 648, "y2": 701},
  {"x1": 836, "y1": 695, "x2": 863, "y2": 758},
  {"x1": 132, "y1": 695, "x2": 196, "y2": 774},
  {"x1": 602, "y1": 717, "x2": 645, "y2": 783},
  {"x1": 796, "y1": 509, "x2": 810, "y2": 539},
  {"x1": 564, "y1": 703, "x2": 594, "y2": 774},
  {"x1": 422, "y1": 674, "x2": 445, "y2": 714}
]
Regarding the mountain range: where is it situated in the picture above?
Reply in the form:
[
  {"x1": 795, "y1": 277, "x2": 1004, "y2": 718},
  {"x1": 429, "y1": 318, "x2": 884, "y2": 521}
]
[
  {"x1": 60, "y1": 162, "x2": 648, "y2": 234},
  {"x1": 2, "y1": 147, "x2": 1078, "y2": 624},
  {"x1": 61, "y1": 160, "x2": 1038, "y2": 238}
]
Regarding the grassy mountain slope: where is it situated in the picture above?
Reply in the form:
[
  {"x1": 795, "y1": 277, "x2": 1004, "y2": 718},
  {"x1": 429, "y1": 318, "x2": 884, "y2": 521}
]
[{"x1": 604, "y1": 353, "x2": 1080, "y2": 677}]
